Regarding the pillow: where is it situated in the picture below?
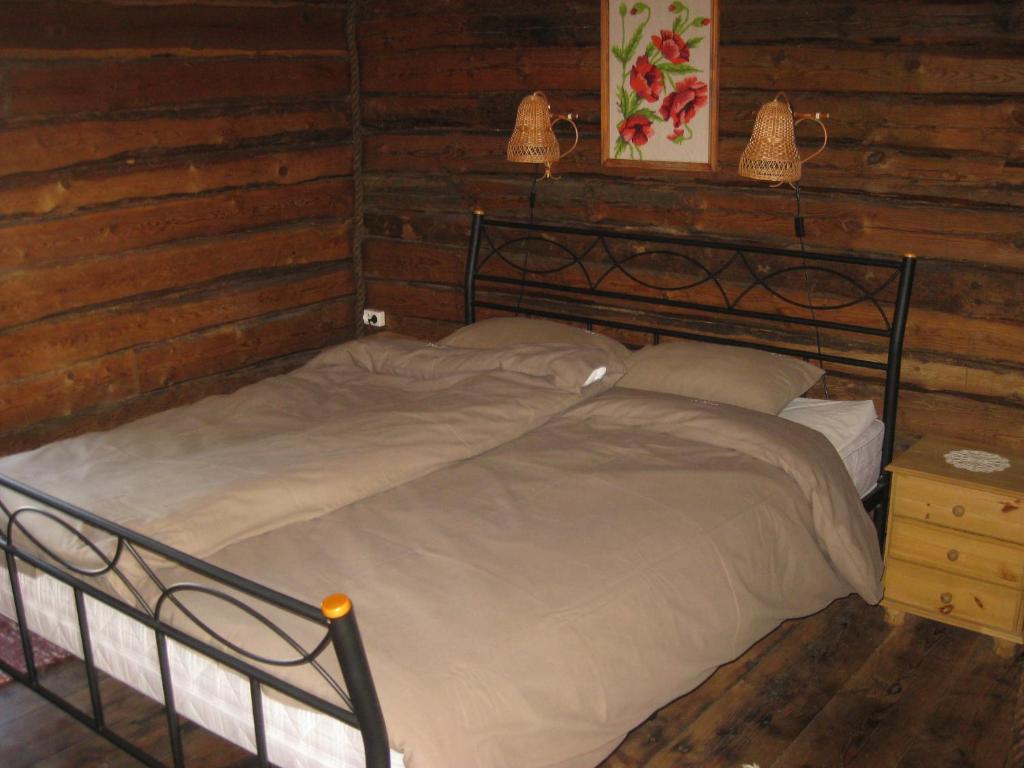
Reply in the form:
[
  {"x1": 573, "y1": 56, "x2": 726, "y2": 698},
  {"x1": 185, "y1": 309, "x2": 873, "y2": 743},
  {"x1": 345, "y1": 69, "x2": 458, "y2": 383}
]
[
  {"x1": 442, "y1": 317, "x2": 631, "y2": 366},
  {"x1": 615, "y1": 339, "x2": 824, "y2": 414},
  {"x1": 345, "y1": 335, "x2": 617, "y2": 393},
  {"x1": 779, "y1": 397, "x2": 878, "y2": 453}
]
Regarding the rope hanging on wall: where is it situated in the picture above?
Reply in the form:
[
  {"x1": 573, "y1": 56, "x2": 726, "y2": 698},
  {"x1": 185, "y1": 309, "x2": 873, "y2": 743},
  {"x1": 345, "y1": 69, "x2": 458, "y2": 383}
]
[{"x1": 345, "y1": 0, "x2": 368, "y2": 337}]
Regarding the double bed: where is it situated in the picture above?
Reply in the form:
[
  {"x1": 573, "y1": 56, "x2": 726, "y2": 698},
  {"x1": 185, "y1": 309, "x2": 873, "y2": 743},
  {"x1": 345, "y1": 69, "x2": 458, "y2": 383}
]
[{"x1": 0, "y1": 212, "x2": 916, "y2": 768}]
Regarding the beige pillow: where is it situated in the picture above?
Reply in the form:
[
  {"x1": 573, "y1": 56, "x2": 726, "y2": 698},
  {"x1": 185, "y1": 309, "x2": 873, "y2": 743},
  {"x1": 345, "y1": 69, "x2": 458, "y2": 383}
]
[
  {"x1": 617, "y1": 339, "x2": 824, "y2": 414},
  {"x1": 442, "y1": 317, "x2": 630, "y2": 366}
]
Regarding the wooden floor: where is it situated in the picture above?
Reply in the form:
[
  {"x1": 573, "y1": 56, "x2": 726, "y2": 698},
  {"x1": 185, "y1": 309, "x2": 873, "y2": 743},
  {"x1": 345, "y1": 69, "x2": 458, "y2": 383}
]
[{"x1": 0, "y1": 596, "x2": 1019, "y2": 768}]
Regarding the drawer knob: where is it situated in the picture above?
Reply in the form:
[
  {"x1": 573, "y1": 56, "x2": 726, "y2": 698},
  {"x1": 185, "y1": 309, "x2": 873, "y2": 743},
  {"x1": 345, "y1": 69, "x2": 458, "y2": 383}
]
[
  {"x1": 946, "y1": 549, "x2": 960, "y2": 562},
  {"x1": 952, "y1": 504, "x2": 965, "y2": 517},
  {"x1": 939, "y1": 592, "x2": 954, "y2": 614}
]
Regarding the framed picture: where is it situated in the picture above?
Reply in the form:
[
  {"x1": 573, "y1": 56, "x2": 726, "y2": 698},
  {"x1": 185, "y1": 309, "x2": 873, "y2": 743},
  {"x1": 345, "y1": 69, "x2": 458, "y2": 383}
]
[{"x1": 601, "y1": 0, "x2": 720, "y2": 172}]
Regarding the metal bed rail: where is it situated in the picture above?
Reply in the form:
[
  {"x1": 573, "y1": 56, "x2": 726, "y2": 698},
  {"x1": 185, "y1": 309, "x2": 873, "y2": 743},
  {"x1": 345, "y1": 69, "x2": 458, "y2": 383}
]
[{"x1": 0, "y1": 474, "x2": 389, "y2": 768}]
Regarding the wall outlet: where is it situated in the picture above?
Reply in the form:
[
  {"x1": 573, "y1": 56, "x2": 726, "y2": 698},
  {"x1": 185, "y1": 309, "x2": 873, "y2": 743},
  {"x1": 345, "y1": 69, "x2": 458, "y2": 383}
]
[{"x1": 362, "y1": 309, "x2": 386, "y2": 328}]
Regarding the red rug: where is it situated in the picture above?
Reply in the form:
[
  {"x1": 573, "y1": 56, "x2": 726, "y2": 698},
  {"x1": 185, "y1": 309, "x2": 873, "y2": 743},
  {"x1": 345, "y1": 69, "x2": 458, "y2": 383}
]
[{"x1": 0, "y1": 614, "x2": 74, "y2": 684}]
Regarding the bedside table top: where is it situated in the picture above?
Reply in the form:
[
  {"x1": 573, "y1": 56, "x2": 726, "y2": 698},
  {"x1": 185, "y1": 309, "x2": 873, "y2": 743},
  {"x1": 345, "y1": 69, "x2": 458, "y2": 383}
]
[{"x1": 887, "y1": 435, "x2": 1024, "y2": 496}]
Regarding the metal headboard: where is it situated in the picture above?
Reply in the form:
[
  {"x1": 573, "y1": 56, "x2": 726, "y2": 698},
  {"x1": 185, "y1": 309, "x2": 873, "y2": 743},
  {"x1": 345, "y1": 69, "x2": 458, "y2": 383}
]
[{"x1": 464, "y1": 210, "x2": 916, "y2": 527}]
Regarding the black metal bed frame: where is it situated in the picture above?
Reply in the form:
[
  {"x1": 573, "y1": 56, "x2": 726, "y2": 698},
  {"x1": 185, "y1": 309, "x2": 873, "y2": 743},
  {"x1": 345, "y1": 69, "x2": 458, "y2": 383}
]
[
  {"x1": 465, "y1": 210, "x2": 916, "y2": 530},
  {"x1": 0, "y1": 210, "x2": 915, "y2": 768}
]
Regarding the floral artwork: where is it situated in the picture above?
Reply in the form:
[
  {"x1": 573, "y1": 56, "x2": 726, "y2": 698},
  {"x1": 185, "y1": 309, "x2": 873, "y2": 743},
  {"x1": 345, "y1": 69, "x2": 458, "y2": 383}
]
[{"x1": 602, "y1": 0, "x2": 719, "y2": 170}]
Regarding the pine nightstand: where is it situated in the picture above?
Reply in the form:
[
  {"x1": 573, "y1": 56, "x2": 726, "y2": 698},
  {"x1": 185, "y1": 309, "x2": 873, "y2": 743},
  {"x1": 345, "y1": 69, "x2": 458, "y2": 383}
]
[{"x1": 881, "y1": 435, "x2": 1024, "y2": 657}]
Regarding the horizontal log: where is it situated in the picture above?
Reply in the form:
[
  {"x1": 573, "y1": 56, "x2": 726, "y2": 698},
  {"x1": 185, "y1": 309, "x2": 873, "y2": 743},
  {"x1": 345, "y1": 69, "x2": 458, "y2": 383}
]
[
  {"x1": 362, "y1": 47, "x2": 595, "y2": 93},
  {"x1": 0, "y1": 2, "x2": 345, "y2": 58},
  {"x1": 0, "y1": 178, "x2": 353, "y2": 271},
  {"x1": 366, "y1": 280, "x2": 463, "y2": 324},
  {"x1": 136, "y1": 299, "x2": 353, "y2": 392},
  {"x1": 364, "y1": 237, "x2": 463, "y2": 285},
  {"x1": 365, "y1": 132, "x2": 1024, "y2": 206},
  {"x1": 896, "y1": 389, "x2": 1024, "y2": 455},
  {"x1": 362, "y1": 45, "x2": 1024, "y2": 96},
  {"x1": 900, "y1": 355, "x2": 1024, "y2": 406},
  {"x1": 0, "y1": 223, "x2": 350, "y2": 328},
  {"x1": 5, "y1": 58, "x2": 348, "y2": 118},
  {"x1": 0, "y1": 351, "x2": 324, "y2": 458},
  {"x1": 722, "y1": 45, "x2": 1024, "y2": 95},
  {"x1": 361, "y1": 1, "x2": 1023, "y2": 49},
  {"x1": 363, "y1": 91, "x2": 1024, "y2": 160},
  {"x1": 365, "y1": 209, "x2": 472, "y2": 247},
  {"x1": 0, "y1": 351, "x2": 137, "y2": 435},
  {"x1": 359, "y1": 2, "x2": 598, "y2": 52},
  {"x1": 721, "y1": 1, "x2": 1024, "y2": 45},
  {"x1": 0, "y1": 265, "x2": 354, "y2": 381},
  {"x1": 0, "y1": 144, "x2": 353, "y2": 219},
  {"x1": 363, "y1": 174, "x2": 1023, "y2": 268},
  {"x1": 379, "y1": 315, "x2": 458, "y2": 342},
  {"x1": 0, "y1": 108, "x2": 350, "y2": 177}
]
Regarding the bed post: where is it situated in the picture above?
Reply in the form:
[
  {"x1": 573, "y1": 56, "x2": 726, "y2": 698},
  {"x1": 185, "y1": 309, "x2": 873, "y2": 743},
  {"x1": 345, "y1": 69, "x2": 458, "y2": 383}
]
[
  {"x1": 880, "y1": 252, "x2": 917, "y2": 472},
  {"x1": 875, "y1": 252, "x2": 917, "y2": 539},
  {"x1": 465, "y1": 209, "x2": 485, "y2": 325},
  {"x1": 322, "y1": 594, "x2": 390, "y2": 768}
]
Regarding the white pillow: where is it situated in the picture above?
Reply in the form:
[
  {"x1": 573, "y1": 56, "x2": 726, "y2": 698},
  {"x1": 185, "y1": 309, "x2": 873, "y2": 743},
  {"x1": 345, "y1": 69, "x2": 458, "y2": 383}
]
[{"x1": 778, "y1": 397, "x2": 878, "y2": 453}]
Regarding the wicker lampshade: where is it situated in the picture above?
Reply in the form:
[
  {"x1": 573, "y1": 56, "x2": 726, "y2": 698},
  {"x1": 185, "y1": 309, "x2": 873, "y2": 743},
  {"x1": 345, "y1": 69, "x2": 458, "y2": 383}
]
[
  {"x1": 507, "y1": 92, "x2": 561, "y2": 164},
  {"x1": 738, "y1": 93, "x2": 803, "y2": 183},
  {"x1": 507, "y1": 91, "x2": 578, "y2": 179}
]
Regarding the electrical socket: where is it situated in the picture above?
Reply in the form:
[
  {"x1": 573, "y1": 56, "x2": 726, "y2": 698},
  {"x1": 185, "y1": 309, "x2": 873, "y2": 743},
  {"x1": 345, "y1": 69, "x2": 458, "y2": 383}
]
[{"x1": 362, "y1": 309, "x2": 386, "y2": 328}]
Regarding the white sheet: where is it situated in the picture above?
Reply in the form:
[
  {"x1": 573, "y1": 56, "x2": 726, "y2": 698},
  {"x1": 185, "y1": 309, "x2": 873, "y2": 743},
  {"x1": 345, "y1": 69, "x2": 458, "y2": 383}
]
[{"x1": 779, "y1": 398, "x2": 884, "y2": 497}]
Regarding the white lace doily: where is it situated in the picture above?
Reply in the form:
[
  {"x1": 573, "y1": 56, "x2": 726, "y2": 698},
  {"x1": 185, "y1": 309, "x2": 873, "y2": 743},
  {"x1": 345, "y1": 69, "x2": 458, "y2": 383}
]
[{"x1": 944, "y1": 449, "x2": 1011, "y2": 473}]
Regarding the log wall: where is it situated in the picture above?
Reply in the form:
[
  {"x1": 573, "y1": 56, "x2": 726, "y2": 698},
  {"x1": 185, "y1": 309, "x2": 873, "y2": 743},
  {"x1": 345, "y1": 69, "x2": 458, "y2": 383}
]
[
  {"x1": 0, "y1": 1, "x2": 353, "y2": 455},
  {"x1": 360, "y1": 0, "x2": 1024, "y2": 451}
]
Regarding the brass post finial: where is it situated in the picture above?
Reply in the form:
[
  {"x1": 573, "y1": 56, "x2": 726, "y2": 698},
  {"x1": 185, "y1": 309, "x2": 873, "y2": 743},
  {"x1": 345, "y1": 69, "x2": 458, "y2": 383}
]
[{"x1": 321, "y1": 593, "x2": 352, "y2": 620}]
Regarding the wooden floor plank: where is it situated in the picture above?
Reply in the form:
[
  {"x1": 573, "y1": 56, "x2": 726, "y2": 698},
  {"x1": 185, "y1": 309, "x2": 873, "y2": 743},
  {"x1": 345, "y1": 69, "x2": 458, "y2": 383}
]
[
  {"x1": 893, "y1": 629, "x2": 1020, "y2": 768},
  {"x1": 0, "y1": 597, "x2": 1018, "y2": 768}
]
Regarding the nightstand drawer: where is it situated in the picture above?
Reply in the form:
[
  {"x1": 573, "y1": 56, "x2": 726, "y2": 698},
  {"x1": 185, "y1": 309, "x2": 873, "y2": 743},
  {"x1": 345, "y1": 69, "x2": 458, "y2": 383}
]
[
  {"x1": 892, "y1": 474, "x2": 1024, "y2": 542},
  {"x1": 884, "y1": 559, "x2": 1021, "y2": 633},
  {"x1": 887, "y1": 518, "x2": 1024, "y2": 588}
]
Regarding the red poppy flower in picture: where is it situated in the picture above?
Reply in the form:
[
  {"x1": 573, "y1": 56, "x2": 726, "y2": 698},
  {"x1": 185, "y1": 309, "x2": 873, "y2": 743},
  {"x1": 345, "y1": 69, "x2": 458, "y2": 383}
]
[
  {"x1": 651, "y1": 29, "x2": 690, "y2": 64},
  {"x1": 629, "y1": 56, "x2": 664, "y2": 103},
  {"x1": 660, "y1": 76, "x2": 708, "y2": 142},
  {"x1": 601, "y1": 0, "x2": 719, "y2": 170},
  {"x1": 618, "y1": 114, "x2": 655, "y2": 146}
]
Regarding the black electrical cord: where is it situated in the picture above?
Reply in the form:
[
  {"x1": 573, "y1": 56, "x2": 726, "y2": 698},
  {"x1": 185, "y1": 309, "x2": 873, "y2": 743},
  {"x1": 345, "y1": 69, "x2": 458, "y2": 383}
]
[
  {"x1": 795, "y1": 185, "x2": 831, "y2": 399},
  {"x1": 514, "y1": 171, "x2": 541, "y2": 315}
]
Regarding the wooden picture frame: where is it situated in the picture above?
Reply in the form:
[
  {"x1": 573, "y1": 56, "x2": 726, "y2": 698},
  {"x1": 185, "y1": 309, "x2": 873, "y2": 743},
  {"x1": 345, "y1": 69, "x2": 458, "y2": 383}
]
[{"x1": 601, "y1": 0, "x2": 720, "y2": 172}]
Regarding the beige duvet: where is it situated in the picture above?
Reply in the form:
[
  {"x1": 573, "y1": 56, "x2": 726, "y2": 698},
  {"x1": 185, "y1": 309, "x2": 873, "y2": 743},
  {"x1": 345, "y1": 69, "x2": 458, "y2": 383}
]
[
  {"x1": 0, "y1": 335, "x2": 618, "y2": 561},
  {"x1": 161, "y1": 387, "x2": 883, "y2": 768}
]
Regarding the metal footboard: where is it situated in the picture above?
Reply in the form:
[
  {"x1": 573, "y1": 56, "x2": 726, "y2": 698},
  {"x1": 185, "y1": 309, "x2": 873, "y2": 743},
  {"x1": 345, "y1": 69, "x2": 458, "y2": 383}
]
[{"x1": 0, "y1": 474, "x2": 389, "y2": 768}]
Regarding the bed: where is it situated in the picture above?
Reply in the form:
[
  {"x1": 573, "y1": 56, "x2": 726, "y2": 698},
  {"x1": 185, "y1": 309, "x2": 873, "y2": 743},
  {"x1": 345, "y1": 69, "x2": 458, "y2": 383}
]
[{"x1": 0, "y1": 211, "x2": 916, "y2": 768}]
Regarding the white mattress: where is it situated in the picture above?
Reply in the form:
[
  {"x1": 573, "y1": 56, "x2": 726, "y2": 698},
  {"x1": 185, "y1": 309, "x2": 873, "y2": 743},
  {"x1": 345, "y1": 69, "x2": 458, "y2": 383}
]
[
  {"x1": 841, "y1": 418, "x2": 885, "y2": 498},
  {"x1": 0, "y1": 563, "x2": 406, "y2": 768},
  {"x1": 778, "y1": 397, "x2": 884, "y2": 498}
]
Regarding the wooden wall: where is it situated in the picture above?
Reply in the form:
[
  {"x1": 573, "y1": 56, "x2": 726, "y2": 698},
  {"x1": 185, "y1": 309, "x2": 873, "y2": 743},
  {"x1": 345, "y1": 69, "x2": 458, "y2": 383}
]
[
  {"x1": 0, "y1": 1, "x2": 353, "y2": 455},
  {"x1": 360, "y1": 0, "x2": 1024, "y2": 451},
  {"x1": 1, "y1": 1, "x2": 1019, "y2": 456}
]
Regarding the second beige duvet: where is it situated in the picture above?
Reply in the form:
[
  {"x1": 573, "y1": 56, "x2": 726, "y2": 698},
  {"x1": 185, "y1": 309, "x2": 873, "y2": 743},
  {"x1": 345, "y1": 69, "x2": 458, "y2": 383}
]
[{"x1": 163, "y1": 386, "x2": 884, "y2": 768}]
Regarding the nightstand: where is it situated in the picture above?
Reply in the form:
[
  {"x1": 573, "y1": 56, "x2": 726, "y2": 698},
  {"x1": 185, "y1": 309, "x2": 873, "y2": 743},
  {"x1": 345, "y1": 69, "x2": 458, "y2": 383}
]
[{"x1": 881, "y1": 435, "x2": 1024, "y2": 657}]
